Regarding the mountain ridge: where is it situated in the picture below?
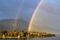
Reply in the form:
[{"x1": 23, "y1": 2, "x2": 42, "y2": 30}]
[{"x1": 0, "y1": 19, "x2": 28, "y2": 31}]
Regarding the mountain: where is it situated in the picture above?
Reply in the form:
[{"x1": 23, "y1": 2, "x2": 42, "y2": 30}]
[{"x1": 0, "y1": 19, "x2": 28, "y2": 31}]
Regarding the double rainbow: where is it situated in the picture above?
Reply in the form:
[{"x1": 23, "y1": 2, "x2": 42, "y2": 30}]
[{"x1": 13, "y1": 0, "x2": 43, "y2": 31}]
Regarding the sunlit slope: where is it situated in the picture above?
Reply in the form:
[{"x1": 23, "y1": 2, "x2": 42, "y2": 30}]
[{"x1": 0, "y1": 19, "x2": 28, "y2": 31}]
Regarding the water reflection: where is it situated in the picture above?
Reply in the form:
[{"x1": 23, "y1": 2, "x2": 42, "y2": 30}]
[
  {"x1": 1, "y1": 38, "x2": 44, "y2": 40},
  {"x1": 0, "y1": 38, "x2": 29, "y2": 40},
  {"x1": 0, "y1": 36, "x2": 59, "y2": 40}
]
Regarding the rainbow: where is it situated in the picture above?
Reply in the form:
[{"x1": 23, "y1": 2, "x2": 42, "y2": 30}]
[
  {"x1": 27, "y1": 0, "x2": 43, "y2": 32},
  {"x1": 13, "y1": 0, "x2": 25, "y2": 30}
]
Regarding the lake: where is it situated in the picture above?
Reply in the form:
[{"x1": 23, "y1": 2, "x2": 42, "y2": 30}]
[{"x1": 0, "y1": 35, "x2": 60, "y2": 40}]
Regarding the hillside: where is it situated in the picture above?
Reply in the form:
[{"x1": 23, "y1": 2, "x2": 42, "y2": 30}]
[{"x1": 0, "y1": 19, "x2": 28, "y2": 31}]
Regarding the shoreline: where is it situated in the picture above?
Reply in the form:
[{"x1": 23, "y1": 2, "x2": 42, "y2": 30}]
[
  {"x1": 0, "y1": 36, "x2": 55, "y2": 39},
  {"x1": 0, "y1": 30, "x2": 55, "y2": 38}
]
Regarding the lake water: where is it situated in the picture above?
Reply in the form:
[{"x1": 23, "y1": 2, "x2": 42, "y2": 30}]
[{"x1": 0, "y1": 35, "x2": 60, "y2": 40}]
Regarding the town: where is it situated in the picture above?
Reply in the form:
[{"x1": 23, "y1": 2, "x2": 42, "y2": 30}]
[{"x1": 0, "y1": 30, "x2": 55, "y2": 38}]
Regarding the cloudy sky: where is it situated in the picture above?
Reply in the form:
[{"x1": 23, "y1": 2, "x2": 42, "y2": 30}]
[
  {"x1": 0, "y1": 0, "x2": 60, "y2": 34},
  {"x1": 31, "y1": 0, "x2": 60, "y2": 34},
  {"x1": 0, "y1": 0, "x2": 39, "y2": 21}
]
